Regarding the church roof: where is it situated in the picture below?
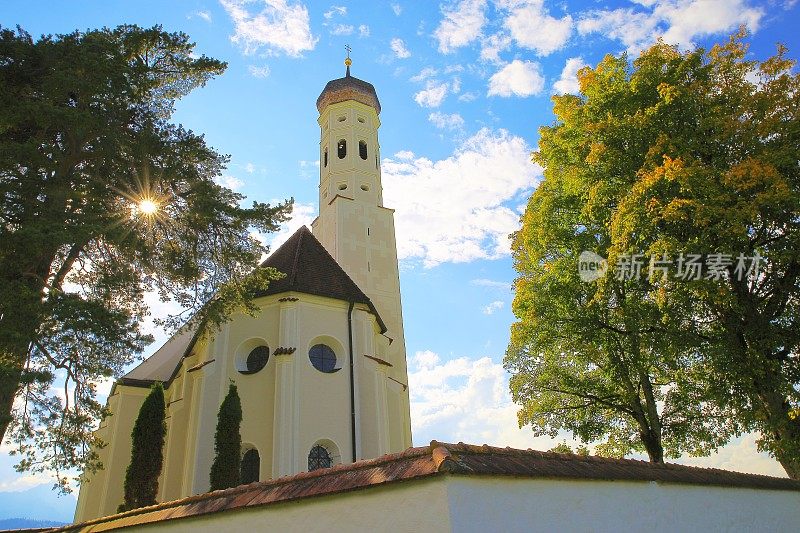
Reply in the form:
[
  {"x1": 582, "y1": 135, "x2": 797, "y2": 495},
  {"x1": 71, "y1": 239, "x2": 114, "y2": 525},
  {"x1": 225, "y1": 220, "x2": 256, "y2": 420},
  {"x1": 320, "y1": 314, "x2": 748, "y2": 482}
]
[
  {"x1": 119, "y1": 226, "x2": 384, "y2": 386},
  {"x1": 55, "y1": 441, "x2": 800, "y2": 531},
  {"x1": 255, "y1": 226, "x2": 382, "y2": 323},
  {"x1": 316, "y1": 68, "x2": 381, "y2": 114}
]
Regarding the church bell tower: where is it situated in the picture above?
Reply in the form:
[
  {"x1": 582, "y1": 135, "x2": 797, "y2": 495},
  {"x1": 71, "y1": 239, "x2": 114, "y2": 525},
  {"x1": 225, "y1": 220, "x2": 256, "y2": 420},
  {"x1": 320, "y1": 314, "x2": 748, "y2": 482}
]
[{"x1": 312, "y1": 52, "x2": 412, "y2": 452}]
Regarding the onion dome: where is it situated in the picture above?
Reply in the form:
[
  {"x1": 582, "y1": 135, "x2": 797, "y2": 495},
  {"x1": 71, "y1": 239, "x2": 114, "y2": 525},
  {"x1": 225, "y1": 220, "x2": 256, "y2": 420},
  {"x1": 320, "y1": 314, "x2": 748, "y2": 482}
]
[{"x1": 316, "y1": 56, "x2": 381, "y2": 114}]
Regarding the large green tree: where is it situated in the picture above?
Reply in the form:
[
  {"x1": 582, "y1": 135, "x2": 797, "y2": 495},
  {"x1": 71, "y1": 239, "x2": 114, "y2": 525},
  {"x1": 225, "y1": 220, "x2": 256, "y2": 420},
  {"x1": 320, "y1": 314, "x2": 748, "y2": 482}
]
[
  {"x1": 209, "y1": 383, "x2": 242, "y2": 491},
  {"x1": 119, "y1": 383, "x2": 166, "y2": 512},
  {"x1": 507, "y1": 31, "x2": 800, "y2": 476},
  {"x1": 0, "y1": 25, "x2": 291, "y2": 488}
]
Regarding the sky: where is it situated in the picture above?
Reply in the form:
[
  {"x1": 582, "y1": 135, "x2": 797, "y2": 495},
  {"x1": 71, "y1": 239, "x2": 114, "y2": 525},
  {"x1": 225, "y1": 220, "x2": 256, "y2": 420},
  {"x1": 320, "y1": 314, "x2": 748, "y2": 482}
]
[{"x1": 2, "y1": 0, "x2": 799, "y2": 522}]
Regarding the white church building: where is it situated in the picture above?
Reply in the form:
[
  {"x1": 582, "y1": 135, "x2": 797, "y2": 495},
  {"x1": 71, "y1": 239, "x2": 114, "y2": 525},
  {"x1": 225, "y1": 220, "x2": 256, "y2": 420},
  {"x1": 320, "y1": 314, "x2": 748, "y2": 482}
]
[{"x1": 68, "y1": 59, "x2": 800, "y2": 532}]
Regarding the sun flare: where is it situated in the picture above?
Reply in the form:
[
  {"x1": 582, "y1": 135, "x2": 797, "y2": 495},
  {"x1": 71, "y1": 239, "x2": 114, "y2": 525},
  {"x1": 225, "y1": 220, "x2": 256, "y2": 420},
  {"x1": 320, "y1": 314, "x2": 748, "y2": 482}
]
[{"x1": 137, "y1": 198, "x2": 159, "y2": 216}]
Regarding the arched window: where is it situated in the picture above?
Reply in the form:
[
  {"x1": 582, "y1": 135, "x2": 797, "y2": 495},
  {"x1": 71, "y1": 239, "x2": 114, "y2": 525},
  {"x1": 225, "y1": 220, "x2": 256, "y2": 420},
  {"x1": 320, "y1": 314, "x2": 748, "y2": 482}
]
[
  {"x1": 337, "y1": 139, "x2": 346, "y2": 159},
  {"x1": 324, "y1": 147, "x2": 328, "y2": 167},
  {"x1": 241, "y1": 448, "x2": 260, "y2": 484},
  {"x1": 309, "y1": 344, "x2": 337, "y2": 373},
  {"x1": 308, "y1": 444, "x2": 332, "y2": 471},
  {"x1": 359, "y1": 140, "x2": 368, "y2": 160}
]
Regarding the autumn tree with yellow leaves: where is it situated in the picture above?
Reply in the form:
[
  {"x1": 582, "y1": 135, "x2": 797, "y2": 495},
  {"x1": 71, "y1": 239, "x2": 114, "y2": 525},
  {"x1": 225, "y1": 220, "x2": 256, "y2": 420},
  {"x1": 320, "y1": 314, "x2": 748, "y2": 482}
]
[{"x1": 507, "y1": 30, "x2": 800, "y2": 478}]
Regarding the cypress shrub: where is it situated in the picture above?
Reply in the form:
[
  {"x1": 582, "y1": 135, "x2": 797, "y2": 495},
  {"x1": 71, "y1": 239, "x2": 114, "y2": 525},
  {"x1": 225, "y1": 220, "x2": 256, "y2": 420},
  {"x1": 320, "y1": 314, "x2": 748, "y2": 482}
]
[
  {"x1": 118, "y1": 383, "x2": 166, "y2": 512},
  {"x1": 209, "y1": 383, "x2": 242, "y2": 490}
]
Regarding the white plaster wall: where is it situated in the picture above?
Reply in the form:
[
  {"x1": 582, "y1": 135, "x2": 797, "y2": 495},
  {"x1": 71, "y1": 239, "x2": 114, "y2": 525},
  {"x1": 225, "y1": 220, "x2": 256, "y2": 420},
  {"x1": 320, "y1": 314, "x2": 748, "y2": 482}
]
[
  {"x1": 445, "y1": 476, "x2": 800, "y2": 533},
  {"x1": 124, "y1": 478, "x2": 450, "y2": 533}
]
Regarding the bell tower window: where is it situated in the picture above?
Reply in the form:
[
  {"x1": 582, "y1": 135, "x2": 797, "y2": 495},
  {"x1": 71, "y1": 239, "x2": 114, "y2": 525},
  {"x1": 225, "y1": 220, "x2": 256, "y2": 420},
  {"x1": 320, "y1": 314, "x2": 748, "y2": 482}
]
[
  {"x1": 359, "y1": 141, "x2": 368, "y2": 160},
  {"x1": 337, "y1": 139, "x2": 347, "y2": 159},
  {"x1": 324, "y1": 147, "x2": 328, "y2": 167}
]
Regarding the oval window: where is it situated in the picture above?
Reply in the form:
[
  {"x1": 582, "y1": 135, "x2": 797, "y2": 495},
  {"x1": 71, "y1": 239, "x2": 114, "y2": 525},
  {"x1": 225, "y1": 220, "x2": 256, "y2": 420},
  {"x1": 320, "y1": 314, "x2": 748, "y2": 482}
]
[
  {"x1": 337, "y1": 139, "x2": 347, "y2": 159},
  {"x1": 309, "y1": 344, "x2": 337, "y2": 373},
  {"x1": 239, "y1": 346, "x2": 269, "y2": 374}
]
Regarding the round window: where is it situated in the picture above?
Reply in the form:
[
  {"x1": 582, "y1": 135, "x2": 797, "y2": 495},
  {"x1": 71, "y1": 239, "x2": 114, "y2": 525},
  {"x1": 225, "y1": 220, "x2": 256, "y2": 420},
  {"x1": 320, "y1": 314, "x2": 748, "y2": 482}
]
[
  {"x1": 240, "y1": 345, "x2": 269, "y2": 374},
  {"x1": 309, "y1": 344, "x2": 337, "y2": 373}
]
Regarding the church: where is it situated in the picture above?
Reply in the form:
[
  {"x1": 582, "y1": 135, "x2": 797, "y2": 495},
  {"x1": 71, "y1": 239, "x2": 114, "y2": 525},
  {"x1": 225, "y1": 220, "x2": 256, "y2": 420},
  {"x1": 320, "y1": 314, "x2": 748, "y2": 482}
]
[
  {"x1": 75, "y1": 54, "x2": 411, "y2": 521},
  {"x1": 70, "y1": 59, "x2": 800, "y2": 532}
]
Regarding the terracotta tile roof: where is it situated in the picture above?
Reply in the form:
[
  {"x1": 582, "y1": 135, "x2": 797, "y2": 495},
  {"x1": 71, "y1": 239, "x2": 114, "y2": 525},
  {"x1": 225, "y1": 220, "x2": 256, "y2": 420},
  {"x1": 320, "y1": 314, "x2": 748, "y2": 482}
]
[
  {"x1": 54, "y1": 441, "x2": 800, "y2": 532},
  {"x1": 256, "y1": 226, "x2": 386, "y2": 332}
]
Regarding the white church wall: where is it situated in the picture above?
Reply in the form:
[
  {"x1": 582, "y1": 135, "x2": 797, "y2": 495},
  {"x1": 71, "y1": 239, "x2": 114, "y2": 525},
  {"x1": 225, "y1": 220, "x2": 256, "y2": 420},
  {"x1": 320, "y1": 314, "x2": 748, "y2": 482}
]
[
  {"x1": 119, "y1": 478, "x2": 451, "y2": 533},
  {"x1": 445, "y1": 476, "x2": 800, "y2": 532}
]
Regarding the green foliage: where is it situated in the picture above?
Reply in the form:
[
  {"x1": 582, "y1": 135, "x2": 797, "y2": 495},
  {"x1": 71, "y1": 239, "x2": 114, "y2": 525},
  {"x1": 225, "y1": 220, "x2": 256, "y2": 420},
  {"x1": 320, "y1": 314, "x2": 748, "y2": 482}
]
[
  {"x1": 209, "y1": 383, "x2": 242, "y2": 491},
  {"x1": 0, "y1": 24, "x2": 291, "y2": 489},
  {"x1": 549, "y1": 441, "x2": 590, "y2": 457},
  {"x1": 508, "y1": 30, "x2": 800, "y2": 476},
  {"x1": 119, "y1": 383, "x2": 166, "y2": 512}
]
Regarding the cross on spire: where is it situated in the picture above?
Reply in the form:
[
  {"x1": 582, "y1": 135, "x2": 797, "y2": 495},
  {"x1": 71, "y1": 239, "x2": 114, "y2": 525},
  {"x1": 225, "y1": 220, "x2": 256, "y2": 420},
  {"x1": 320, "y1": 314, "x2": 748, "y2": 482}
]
[{"x1": 344, "y1": 44, "x2": 352, "y2": 76}]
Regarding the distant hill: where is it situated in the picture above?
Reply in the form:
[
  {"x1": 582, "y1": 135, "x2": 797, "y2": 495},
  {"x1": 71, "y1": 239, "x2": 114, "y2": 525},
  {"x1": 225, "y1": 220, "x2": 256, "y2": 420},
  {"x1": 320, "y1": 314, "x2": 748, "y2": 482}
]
[
  {"x1": 0, "y1": 484, "x2": 76, "y2": 523},
  {"x1": 0, "y1": 517, "x2": 68, "y2": 530}
]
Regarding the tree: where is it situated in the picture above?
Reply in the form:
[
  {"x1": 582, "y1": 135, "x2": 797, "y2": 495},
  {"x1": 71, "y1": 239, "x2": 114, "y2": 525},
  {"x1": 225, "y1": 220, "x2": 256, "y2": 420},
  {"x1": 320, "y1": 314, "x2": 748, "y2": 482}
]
[
  {"x1": 507, "y1": 30, "x2": 800, "y2": 475},
  {"x1": 119, "y1": 383, "x2": 166, "y2": 512},
  {"x1": 209, "y1": 383, "x2": 242, "y2": 491},
  {"x1": 0, "y1": 25, "x2": 291, "y2": 489}
]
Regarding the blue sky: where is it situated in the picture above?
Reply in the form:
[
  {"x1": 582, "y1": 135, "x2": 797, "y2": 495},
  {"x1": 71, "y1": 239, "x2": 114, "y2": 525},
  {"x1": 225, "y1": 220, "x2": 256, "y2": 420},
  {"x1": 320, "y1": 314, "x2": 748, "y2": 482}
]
[{"x1": 2, "y1": 0, "x2": 799, "y2": 522}]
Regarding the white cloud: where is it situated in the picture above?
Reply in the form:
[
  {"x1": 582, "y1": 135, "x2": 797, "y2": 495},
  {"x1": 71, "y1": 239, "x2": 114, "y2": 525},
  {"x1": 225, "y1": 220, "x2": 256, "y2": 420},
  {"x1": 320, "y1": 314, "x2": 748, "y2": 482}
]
[
  {"x1": 428, "y1": 111, "x2": 465, "y2": 130},
  {"x1": 197, "y1": 10, "x2": 212, "y2": 22},
  {"x1": 214, "y1": 174, "x2": 244, "y2": 190},
  {"x1": 410, "y1": 67, "x2": 439, "y2": 82},
  {"x1": 359, "y1": 24, "x2": 370, "y2": 37},
  {"x1": 414, "y1": 80, "x2": 449, "y2": 108},
  {"x1": 480, "y1": 33, "x2": 512, "y2": 63},
  {"x1": 444, "y1": 64, "x2": 464, "y2": 74},
  {"x1": 382, "y1": 128, "x2": 540, "y2": 267},
  {"x1": 503, "y1": 1, "x2": 573, "y2": 56},
  {"x1": 408, "y1": 350, "x2": 786, "y2": 476},
  {"x1": 331, "y1": 24, "x2": 354, "y2": 35},
  {"x1": 458, "y1": 92, "x2": 477, "y2": 102},
  {"x1": 488, "y1": 59, "x2": 545, "y2": 98},
  {"x1": 390, "y1": 38, "x2": 411, "y2": 59},
  {"x1": 409, "y1": 351, "x2": 563, "y2": 449},
  {"x1": 323, "y1": 5, "x2": 346, "y2": 19},
  {"x1": 471, "y1": 278, "x2": 512, "y2": 290},
  {"x1": 298, "y1": 159, "x2": 319, "y2": 179},
  {"x1": 220, "y1": 0, "x2": 318, "y2": 57},
  {"x1": 578, "y1": 0, "x2": 763, "y2": 53},
  {"x1": 450, "y1": 76, "x2": 462, "y2": 93},
  {"x1": 392, "y1": 3, "x2": 402, "y2": 16},
  {"x1": 266, "y1": 202, "x2": 317, "y2": 251},
  {"x1": 434, "y1": 0, "x2": 487, "y2": 53},
  {"x1": 247, "y1": 64, "x2": 271, "y2": 78},
  {"x1": 394, "y1": 150, "x2": 415, "y2": 160},
  {"x1": 245, "y1": 162, "x2": 256, "y2": 173},
  {"x1": 482, "y1": 300, "x2": 505, "y2": 314},
  {"x1": 553, "y1": 57, "x2": 587, "y2": 94}
]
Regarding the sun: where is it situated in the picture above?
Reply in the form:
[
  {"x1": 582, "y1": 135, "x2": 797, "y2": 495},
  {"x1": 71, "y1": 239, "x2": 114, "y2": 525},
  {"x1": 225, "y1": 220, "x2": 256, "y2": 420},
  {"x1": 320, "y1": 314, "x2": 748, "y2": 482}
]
[{"x1": 137, "y1": 198, "x2": 159, "y2": 216}]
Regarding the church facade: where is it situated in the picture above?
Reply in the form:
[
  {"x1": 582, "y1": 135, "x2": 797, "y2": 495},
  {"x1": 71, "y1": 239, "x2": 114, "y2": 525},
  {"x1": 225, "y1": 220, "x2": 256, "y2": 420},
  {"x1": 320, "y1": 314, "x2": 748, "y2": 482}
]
[{"x1": 74, "y1": 61, "x2": 412, "y2": 521}]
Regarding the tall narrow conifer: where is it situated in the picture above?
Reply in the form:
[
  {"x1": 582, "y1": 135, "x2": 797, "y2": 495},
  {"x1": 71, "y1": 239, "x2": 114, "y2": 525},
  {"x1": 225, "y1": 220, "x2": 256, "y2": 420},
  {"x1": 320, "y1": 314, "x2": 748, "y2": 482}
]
[
  {"x1": 119, "y1": 383, "x2": 166, "y2": 512},
  {"x1": 209, "y1": 383, "x2": 243, "y2": 490}
]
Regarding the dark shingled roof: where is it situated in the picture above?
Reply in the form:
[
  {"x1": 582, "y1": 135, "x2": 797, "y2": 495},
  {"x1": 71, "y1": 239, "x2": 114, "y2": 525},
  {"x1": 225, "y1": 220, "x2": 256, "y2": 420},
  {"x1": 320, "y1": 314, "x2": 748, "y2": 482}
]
[
  {"x1": 119, "y1": 226, "x2": 385, "y2": 387},
  {"x1": 54, "y1": 441, "x2": 800, "y2": 532},
  {"x1": 256, "y1": 226, "x2": 385, "y2": 331},
  {"x1": 316, "y1": 68, "x2": 381, "y2": 114}
]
